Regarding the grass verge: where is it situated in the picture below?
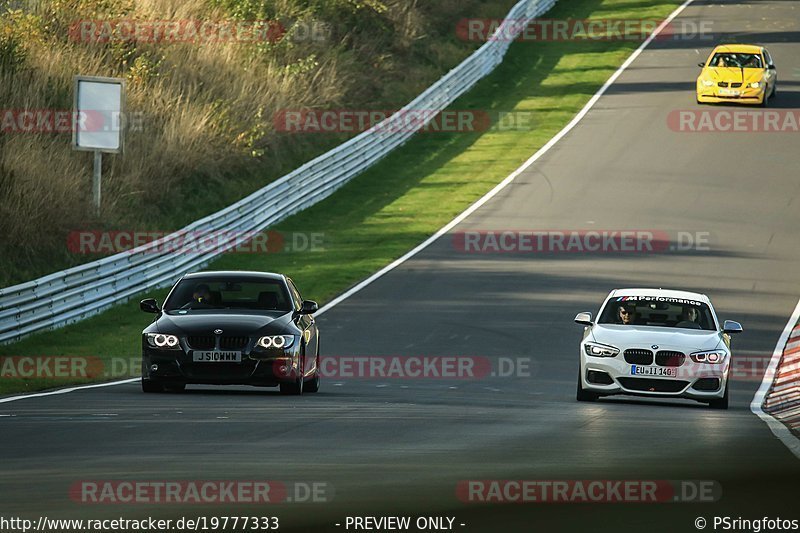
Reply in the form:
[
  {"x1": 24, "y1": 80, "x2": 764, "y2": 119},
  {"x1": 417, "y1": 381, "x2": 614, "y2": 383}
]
[{"x1": 0, "y1": 0, "x2": 684, "y2": 395}]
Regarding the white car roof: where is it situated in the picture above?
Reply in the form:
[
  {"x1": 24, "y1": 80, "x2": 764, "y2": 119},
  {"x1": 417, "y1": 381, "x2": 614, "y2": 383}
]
[{"x1": 608, "y1": 288, "x2": 711, "y2": 305}]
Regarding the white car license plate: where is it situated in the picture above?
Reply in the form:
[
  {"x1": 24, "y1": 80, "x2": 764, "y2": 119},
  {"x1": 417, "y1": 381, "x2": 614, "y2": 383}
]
[
  {"x1": 631, "y1": 365, "x2": 677, "y2": 378},
  {"x1": 192, "y1": 351, "x2": 242, "y2": 363},
  {"x1": 719, "y1": 89, "x2": 740, "y2": 96}
]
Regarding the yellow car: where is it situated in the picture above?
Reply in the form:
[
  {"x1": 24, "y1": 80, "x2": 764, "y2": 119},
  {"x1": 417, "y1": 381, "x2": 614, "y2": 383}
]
[{"x1": 696, "y1": 44, "x2": 777, "y2": 106}]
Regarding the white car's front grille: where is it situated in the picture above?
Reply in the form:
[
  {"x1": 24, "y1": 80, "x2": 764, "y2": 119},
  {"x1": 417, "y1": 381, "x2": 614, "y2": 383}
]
[
  {"x1": 655, "y1": 351, "x2": 686, "y2": 367},
  {"x1": 623, "y1": 348, "x2": 687, "y2": 367},
  {"x1": 623, "y1": 349, "x2": 653, "y2": 365}
]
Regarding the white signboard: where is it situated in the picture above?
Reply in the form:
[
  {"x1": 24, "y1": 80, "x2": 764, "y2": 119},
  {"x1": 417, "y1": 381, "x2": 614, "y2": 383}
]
[{"x1": 73, "y1": 76, "x2": 125, "y2": 153}]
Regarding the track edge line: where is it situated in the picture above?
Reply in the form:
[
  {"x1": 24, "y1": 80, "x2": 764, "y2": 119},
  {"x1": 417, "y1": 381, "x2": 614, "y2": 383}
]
[{"x1": 750, "y1": 298, "x2": 800, "y2": 459}]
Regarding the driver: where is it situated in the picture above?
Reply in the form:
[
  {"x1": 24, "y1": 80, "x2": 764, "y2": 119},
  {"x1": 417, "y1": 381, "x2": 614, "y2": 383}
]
[
  {"x1": 684, "y1": 307, "x2": 700, "y2": 323},
  {"x1": 716, "y1": 56, "x2": 729, "y2": 67},
  {"x1": 617, "y1": 305, "x2": 634, "y2": 325},
  {"x1": 182, "y1": 283, "x2": 213, "y2": 308}
]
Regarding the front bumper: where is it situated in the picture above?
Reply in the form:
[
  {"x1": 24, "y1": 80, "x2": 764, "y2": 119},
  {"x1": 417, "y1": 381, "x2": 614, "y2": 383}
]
[
  {"x1": 142, "y1": 342, "x2": 301, "y2": 386},
  {"x1": 580, "y1": 351, "x2": 728, "y2": 401},
  {"x1": 696, "y1": 85, "x2": 765, "y2": 105}
]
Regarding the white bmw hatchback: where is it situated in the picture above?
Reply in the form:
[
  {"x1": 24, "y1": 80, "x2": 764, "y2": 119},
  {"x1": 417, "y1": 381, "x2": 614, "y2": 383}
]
[{"x1": 574, "y1": 289, "x2": 742, "y2": 409}]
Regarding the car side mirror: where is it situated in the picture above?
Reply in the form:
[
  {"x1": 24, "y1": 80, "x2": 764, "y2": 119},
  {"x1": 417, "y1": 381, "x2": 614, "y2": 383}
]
[
  {"x1": 140, "y1": 298, "x2": 160, "y2": 314},
  {"x1": 300, "y1": 300, "x2": 319, "y2": 315},
  {"x1": 722, "y1": 320, "x2": 743, "y2": 334},
  {"x1": 697, "y1": 62, "x2": 705, "y2": 68},
  {"x1": 574, "y1": 312, "x2": 593, "y2": 326},
  {"x1": 768, "y1": 64, "x2": 776, "y2": 70}
]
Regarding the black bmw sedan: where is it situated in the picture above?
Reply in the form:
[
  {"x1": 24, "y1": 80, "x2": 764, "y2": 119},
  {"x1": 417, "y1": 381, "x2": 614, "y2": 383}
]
[{"x1": 139, "y1": 271, "x2": 320, "y2": 395}]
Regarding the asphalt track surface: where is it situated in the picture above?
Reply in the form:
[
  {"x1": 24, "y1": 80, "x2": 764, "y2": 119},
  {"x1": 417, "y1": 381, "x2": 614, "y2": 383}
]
[{"x1": 2, "y1": 1, "x2": 800, "y2": 532}]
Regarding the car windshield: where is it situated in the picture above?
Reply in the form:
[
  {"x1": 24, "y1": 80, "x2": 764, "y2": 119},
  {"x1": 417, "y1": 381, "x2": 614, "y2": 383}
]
[
  {"x1": 598, "y1": 296, "x2": 716, "y2": 331},
  {"x1": 163, "y1": 277, "x2": 293, "y2": 312},
  {"x1": 710, "y1": 52, "x2": 762, "y2": 69}
]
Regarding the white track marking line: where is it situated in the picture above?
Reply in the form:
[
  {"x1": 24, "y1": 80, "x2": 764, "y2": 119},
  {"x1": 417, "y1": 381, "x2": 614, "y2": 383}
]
[
  {"x1": 0, "y1": 378, "x2": 139, "y2": 404},
  {"x1": 0, "y1": 0, "x2": 696, "y2": 405},
  {"x1": 750, "y1": 298, "x2": 800, "y2": 459},
  {"x1": 316, "y1": 0, "x2": 697, "y2": 317}
]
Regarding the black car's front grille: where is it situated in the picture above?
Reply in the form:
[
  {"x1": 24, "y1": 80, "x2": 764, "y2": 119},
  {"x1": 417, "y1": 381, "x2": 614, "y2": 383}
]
[
  {"x1": 655, "y1": 351, "x2": 686, "y2": 367},
  {"x1": 187, "y1": 336, "x2": 215, "y2": 350},
  {"x1": 618, "y1": 377, "x2": 688, "y2": 393},
  {"x1": 624, "y1": 349, "x2": 653, "y2": 365},
  {"x1": 186, "y1": 335, "x2": 249, "y2": 350},
  {"x1": 220, "y1": 336, "x2": 249, "y2": 350}
]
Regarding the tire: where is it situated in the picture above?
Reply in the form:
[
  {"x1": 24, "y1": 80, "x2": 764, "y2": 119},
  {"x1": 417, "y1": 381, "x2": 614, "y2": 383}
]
[
  {"x1": 576, "y1": 369, "x2": 598, "y2": 402},
  {"x1": 141, "y1": 379, "x2": 164, "y2": 393},
  {"x1": 708, "y1": 382, "x2": 729, "y2": 410},
  {"x1": 760, "y1": 89, "x2": 769, "y2": 107},
  {"x1": 770, "y1": 83, "x2": 777, "y2": 99},
  {"x1": 280, "y1": 353, "x2": 305, "y2": 395},
  {"x1": 305, "y1": 354, "x2": 320, "y2": 394}
]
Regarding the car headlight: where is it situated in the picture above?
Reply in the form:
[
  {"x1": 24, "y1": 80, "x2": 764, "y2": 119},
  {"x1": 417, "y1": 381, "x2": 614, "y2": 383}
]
[
  {"x1": 256, "y1": 335, "x2": 295, "y2": 350},
  {"x1": 583, "y1": 342, "x2": 620, "y2": 357},
  {"x1": 690, "y1": 350, "x2": 726, "y2": 364},
  {"x1": 749, "y1": 81, "x2": 761, "y2": 88},
  {"x1": 145, "y1": 333, "x2": 180, "y2": 349},
  {"x1": 701, "y1": 79, "x2": 714, "y2": 87}
]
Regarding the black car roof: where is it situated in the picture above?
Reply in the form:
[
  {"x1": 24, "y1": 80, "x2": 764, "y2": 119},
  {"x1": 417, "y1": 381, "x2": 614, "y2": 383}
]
[{"x1": 182, "y1": 271, "x2": 286, "y2": 281}]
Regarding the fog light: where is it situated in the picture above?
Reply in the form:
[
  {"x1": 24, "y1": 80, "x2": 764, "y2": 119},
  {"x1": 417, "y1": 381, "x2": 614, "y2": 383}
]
[
  {"x1": 150, "y1": 364, "x2": 159, "y2": 373},
  {"x1": 587, "y1": 370, "x2": 614, "y2": 385}
]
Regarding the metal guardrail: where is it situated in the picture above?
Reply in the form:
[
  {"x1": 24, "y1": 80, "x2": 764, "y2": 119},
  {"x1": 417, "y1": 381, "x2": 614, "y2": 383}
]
[{"x1": 0, "y1": 0, "x2": 558, "y2": 344}]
